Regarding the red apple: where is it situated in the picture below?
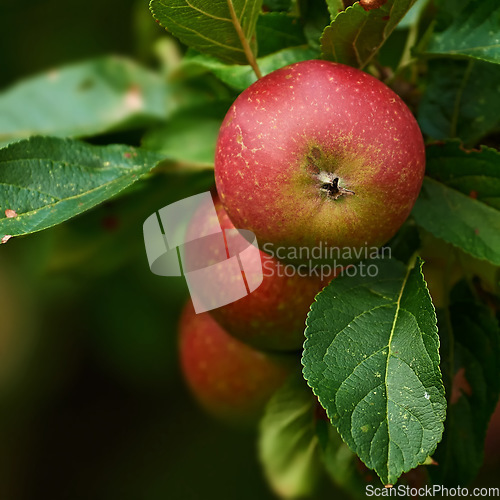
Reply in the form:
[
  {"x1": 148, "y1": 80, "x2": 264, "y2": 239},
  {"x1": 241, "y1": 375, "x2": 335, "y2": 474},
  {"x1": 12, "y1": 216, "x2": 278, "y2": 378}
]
[
  {"x1": 179, "y1": 301, "x2": 296, "y2": 426},
  {"x1": 215, "y1": 60, "x2": 425, "y2": 259},
  {"x1": 184, "y1": 194, "x2": 335, "y2": 351}
]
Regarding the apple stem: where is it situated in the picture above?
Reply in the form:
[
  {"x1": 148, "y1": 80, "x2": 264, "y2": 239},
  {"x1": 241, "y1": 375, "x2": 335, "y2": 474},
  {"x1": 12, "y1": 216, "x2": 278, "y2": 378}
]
[
  {"x1": 226, "y1": 0, "x2": 263, "y2": 80},
  {"x1": 316, "y1": 172, "x2": 355, "y2": 199}
]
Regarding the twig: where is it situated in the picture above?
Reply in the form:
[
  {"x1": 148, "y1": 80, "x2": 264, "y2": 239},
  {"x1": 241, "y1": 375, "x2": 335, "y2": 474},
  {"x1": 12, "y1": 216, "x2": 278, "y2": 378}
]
[{"x1": 226, "y1": 0, "x2": 262, "y2": 79}]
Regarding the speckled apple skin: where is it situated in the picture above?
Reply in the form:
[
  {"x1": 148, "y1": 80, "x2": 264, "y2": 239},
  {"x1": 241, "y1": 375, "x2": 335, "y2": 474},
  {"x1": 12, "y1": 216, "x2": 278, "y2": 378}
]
[
  {"x1": 215, "y1": 60, "x2": 425, "y2": 255},
  {"x1": 179, "y1": 301, "x2": 296, "y2": 426},
  {"x1": 184, "y1": 195, "x2": 334, "y2": 351}
]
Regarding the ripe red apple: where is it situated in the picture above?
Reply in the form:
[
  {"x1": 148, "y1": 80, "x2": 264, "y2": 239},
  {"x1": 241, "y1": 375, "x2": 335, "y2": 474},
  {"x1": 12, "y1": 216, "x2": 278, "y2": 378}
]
[
  {"x1": 179, "y1": 301, "x2": 296, "y2": 426},
  {"x1": 184, "y1": 194, "x2": 335, "y2": 351},
  {"x1": 215, "y1": 60, "x2": 425, "y2": 258}
]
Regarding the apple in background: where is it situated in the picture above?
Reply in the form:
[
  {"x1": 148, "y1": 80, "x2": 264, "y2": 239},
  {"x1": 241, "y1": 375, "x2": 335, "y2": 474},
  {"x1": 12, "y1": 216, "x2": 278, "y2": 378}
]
[
  {"x1": 184, "y1": 195, "x2": 335, "y2": 351},
  {"x1": 215, "y1": 60, "x2": 425, "y2": 260},
  {"x1": 179, "y1": 301, "x2": 296, "y2": 426}
]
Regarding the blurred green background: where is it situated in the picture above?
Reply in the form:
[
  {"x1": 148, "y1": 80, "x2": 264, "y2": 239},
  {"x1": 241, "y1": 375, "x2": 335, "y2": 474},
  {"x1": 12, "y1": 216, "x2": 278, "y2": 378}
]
[
  {"x1": 0, "y1": 1, "x2": 285, "y2": 498},
  {"x1": 1, "y1": 1, "x2": 499, "y2": 499}
]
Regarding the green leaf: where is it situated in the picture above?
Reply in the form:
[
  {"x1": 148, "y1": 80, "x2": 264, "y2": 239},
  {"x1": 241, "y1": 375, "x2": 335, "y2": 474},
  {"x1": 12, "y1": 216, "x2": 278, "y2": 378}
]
[
  {"x1": 326, "y1": 0, "x2": 345, "y2": 20},
  {"x1": 259, "y1": 374, "x2": 322, "y2": 499},
  {"x1": 385, "y1": 220, "x2": 421, "y2": 265},
  {"x1": 303, "y1": 258, "x2": 446, "y2": 485},
  {"x1": 396, "y1": 0, "x2": 429, "y2": 30},
  {"x1": 142, "y1": 102, "x2": 230, "y2": 167},
  {"x1": 419, "y1": 230, "x2": 500, "y2": 302},
  {"x1": 318, "y1": 420, "x2": 372, "y2": 499},
  {"x1": 0, "y1": 137, "x2": 164, "y2": 241},
  {"x1": 418, "y1": 59, "x2": 500, "y2": 145},
  {"x1": 432, "y1": 283, "x2": 500, "y2": 486},
  {"x1": 425, "y1": 141, "x2": 500, "y2": 211},
  {"x1": 256, "y1": 12, "x2": 306, "y2": 56},
  {"x1": 432, "y1": 0, "x2": 471, "y2": 31},
  {"x1": 299, "y1": 0, "x2": 333, "y2": 50},
  {"x1": 412, "y1": 177, "x2": 500, "y2": 266},
  {"x1": 150, "y1": 0, "x2": 262, "y2": 65},
  {"x1": 0, "y1": 57, "x2": 169, "y2": 147},
  {"x1": 263, "y1": 0, "x2": 293, "y2": 11},
  {"x1": 43, "y1": 170, "x2": 215, "y2": 276},
  {"x1": 426, "y1": 0, "x2": 500, "y2": 65},
  {"x1": 321, "y1": 0, "x2": 418, "y2": 68},
  {"x1": 182, "y1": 45, "x2": 318, "y2": 90},
  {"x1": 377, "y1": 28, "x2": 411, "y2": 70}
]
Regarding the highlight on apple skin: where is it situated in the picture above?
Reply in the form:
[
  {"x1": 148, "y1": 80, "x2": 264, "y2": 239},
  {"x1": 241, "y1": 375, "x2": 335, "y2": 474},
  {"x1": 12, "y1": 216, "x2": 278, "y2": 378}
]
[
  {"x1": 215, "y1": 60, "x2": 426, "y2": 260},
  {"x1": 178, "y1": 301, "x2": 296, "y2": 426}
]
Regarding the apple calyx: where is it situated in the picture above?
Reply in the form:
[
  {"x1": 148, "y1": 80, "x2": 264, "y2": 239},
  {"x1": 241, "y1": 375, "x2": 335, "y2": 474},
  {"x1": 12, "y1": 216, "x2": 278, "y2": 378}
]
[
  {"x1": 305, "y1": 145, "x2": 355, "y2": 200},
  {"x1": 316, "y1": 171, "x2": 355, "y2": 200}
]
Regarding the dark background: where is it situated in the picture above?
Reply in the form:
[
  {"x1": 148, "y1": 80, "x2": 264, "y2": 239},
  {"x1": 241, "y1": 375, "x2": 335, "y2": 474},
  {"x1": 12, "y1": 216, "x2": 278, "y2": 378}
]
[
  {"x1": 0, "y1": 1, "x2": 498, "y2": 499},
  {"x1": 0, "y1": 1, "x2": 286, "y2": 498}
]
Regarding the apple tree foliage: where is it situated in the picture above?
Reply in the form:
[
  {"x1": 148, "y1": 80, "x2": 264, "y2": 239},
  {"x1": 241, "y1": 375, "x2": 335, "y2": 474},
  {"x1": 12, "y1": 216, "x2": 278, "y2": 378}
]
[{"x1": 1, "y1": 0, "x2": 499, "y2": 496}]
